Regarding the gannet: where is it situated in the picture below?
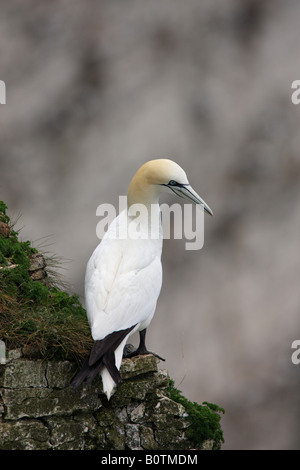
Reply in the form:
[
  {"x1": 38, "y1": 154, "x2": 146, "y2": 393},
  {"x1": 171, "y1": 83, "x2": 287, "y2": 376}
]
[{"x1": 71, "y1": 159, "x2": 213, "y2": 399}]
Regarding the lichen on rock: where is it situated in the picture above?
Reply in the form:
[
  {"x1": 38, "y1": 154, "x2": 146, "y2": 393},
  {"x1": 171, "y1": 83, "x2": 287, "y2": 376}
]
[{"x1": 0, "y1": 350, "x2": 224, "y2": 450}]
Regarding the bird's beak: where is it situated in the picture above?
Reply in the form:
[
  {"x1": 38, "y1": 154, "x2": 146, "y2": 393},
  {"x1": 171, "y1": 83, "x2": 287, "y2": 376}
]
[{"x1": 173, "y1": 184, "x2": 213, "y2": 216}]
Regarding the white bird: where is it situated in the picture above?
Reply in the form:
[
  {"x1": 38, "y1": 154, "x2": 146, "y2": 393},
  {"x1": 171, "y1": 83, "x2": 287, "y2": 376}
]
[{"x1": 71, "y1": 159, "x2": 213, "y2": 399}]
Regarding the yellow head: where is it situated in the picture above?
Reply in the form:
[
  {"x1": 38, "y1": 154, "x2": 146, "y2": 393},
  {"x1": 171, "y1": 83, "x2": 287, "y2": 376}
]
[{"x1": 127, "y1": 159, "x2": 213, "y2": 215}]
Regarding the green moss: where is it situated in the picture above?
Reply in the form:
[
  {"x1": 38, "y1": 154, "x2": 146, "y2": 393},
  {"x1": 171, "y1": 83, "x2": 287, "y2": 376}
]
[
  {"x1": 166, "y1": 379, "x2": 225, "y2": 450},
  {"x1": 0, "y1": 201, "x2": 93, "y2": 361},
  {"x1": 0, "y1": 201, "x2": 10, "y2": 224}
]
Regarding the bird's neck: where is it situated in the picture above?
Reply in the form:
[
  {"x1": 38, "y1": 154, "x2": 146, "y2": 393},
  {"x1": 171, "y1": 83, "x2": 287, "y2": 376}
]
[
  {"x1": 127, "y1": 182, "x2": 161, "y2": 239},
  {"x1": 127, "y1": 177, "x2": 160, "y2": 208}
]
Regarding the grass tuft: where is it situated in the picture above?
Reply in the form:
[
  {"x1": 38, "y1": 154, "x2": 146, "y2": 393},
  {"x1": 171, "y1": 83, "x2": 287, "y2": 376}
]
[{"x1": 0, "y1": 201, "x2": 93, "y2": 362}]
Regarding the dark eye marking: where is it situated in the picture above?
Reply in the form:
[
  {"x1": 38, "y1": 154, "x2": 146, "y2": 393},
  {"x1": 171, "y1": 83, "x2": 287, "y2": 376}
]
[
  {"x1": 167, "y1": 180, "x2": 189, "y2": 188},
  {"x1": 159, "y1": 181, "x2": 189, "y2": 189}
]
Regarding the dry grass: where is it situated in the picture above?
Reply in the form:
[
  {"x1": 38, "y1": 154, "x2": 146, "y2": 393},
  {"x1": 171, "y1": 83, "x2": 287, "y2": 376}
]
[{"x1": 0, "y1": 201, "x2": 93, "y2": 362}]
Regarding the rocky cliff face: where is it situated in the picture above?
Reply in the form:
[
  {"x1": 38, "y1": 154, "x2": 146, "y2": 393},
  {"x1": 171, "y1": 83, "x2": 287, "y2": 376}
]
[{"x1": 0, "y1": 349, "x2": 223, "y2": 450}]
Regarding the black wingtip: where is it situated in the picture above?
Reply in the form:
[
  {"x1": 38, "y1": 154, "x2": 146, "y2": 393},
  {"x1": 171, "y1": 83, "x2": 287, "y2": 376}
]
[{"x1": 70, "y1": 325, "x2": 137, "y2": 389}]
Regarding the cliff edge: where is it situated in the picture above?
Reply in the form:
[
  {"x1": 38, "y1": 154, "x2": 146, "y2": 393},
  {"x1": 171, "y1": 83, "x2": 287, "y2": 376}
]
[{"x1": 0, "y1": 349, "x2": 224, "y2": 450}]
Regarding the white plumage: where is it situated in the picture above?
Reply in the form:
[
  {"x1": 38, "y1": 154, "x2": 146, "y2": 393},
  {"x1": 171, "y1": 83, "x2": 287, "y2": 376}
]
[
  {"x1": 85, "y1": 210, "x2": 162, "y2": 398},
  {"x1": 71, "y1": 159, "x2": 212, "y2": 399}
]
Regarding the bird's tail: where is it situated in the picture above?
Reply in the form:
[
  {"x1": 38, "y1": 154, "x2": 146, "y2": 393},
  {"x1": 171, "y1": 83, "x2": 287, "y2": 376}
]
[
  {"x1": 100, "y1": 339, "x2": 127, "y2": 400},
  {"x1": 70, "y1": 325, "x2": 136, "y2": 399}
]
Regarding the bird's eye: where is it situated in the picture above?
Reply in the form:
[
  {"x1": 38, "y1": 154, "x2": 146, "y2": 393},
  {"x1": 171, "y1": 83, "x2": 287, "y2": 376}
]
[{"x1": 168, "y1": 180, "x2": 177, "y2": 186}]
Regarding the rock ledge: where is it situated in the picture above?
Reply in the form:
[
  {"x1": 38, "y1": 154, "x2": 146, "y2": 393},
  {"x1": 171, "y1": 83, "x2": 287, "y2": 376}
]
[{"x1": 0, "y1": 349, "x2": 222, "y2": 450}]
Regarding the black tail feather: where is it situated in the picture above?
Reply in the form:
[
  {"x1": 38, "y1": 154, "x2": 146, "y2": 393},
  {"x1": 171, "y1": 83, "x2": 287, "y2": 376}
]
[
  {"x1": 102, "y1": 349, "x2": 122, "y2": 385},
  {"x1": 70, "y1": 325, "x2": 136, "y2": 390},
  {"x1": 70, "y1": 357, "x2": 92, "y2": 389},
  {"x1": 84, "y1": 359, "x2": 105, "y2": 385},
  {"x1": 88, "y1": 326, "x2": 136, "y2": 366}
]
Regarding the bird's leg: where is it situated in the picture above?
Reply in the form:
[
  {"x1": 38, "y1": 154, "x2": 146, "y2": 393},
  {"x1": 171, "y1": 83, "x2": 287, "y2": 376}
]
[{"x1": 123, "y1": 329, "x2": 165, "y2": 361}]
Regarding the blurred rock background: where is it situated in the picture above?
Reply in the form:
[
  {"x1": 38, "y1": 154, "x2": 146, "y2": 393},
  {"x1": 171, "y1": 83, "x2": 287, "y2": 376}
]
[{"x1": 1, "y1": 0, "x2": 300, "y2": 449}]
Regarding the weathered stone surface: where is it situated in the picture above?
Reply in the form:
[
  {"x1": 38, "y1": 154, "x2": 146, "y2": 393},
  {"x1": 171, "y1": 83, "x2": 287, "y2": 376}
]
[
  {"x1": 130, "y1": 402, "x2": 145, "y2": 422},
  {"x1": 152, "y1": 396, "x2": 188, "y2": 424},
  {"x1": 140, "y1": 424, "x2": 158, "y2": 450},
  {"x1": 0, "y1": 419, "x2": 50, "y2": 450},
  {"x1": 0, "y1": 359, "x2": 47, "y2": 388},
  {"x1": 1, "y1": 383, "x2": 101, "y2": 420},
  {"x1": 0, "y1": 353, "x2": 223, "y2": 450},
  {"x1": 28, "y1": 253, "x2": 48, "y2": 283},
  {"x1": 120, "y1": 354, "x2": 159, "y2": 379},
  {"x1": 28, "y1": 253, "x2": 47, "y2": 271},
  {"x1": 125, "y1": 423, "x2": 142, "y2": 450},
  {"x1": 6, "y1": 348, "x2": 23, "y2": 362},
  {"x1": 0, "y1": 221, "x2": 10, "y2": 238},
  {"x1": 44, "y1": 415, "x2": 92, "y2": 450},
  {"x1": 45, "y1": 361, "x2": 77, "y2": 388},
  {"x1": 201, "y1": 439, "x2": 215, "y2": 450}
]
